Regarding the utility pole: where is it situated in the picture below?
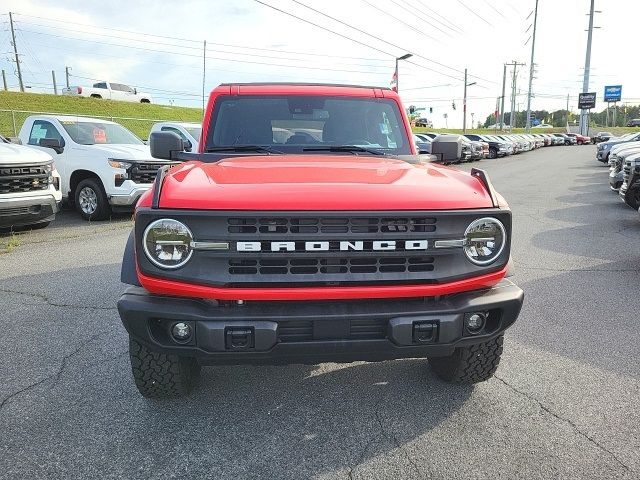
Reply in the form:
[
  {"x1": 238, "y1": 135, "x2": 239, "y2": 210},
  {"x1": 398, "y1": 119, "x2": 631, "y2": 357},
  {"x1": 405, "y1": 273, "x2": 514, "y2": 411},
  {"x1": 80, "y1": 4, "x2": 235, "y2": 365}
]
[
  {"x1": 202, "y1": 40, "x2": 207, "y2": 113},
  {"x1": 2, "y1": 70, "x2": 7, "y2": 91},
  {"x1": 525, "y1": 0, "x2": 539, "y2": 132},
  {"x1": 8, "y1": 12, "x2": 24, "y2": 92},
  {"x1": 566, "y1": 93, "x2": 570, "y2": 128},
  {"x1": 65, "y1": 67, "x2": 71, "y2": 88},
  {"x1": 508, "y1": 61, "x2": 525, "y2": 130},
  {"x1": 52, "y1": 70, "x2": 57, "y2": 95},
  {"x1": 394, "y1": 53, "x2": 413, "y2": 94},
  {"x1": 580, "y1": 0, "x2": 597, "y2": 135},
  {"x1": 463, "y1": 68, "x2": 468, "y2": 133},
  {"x1": 500, "y1": 64, "x2": 507, "y2": 130}
]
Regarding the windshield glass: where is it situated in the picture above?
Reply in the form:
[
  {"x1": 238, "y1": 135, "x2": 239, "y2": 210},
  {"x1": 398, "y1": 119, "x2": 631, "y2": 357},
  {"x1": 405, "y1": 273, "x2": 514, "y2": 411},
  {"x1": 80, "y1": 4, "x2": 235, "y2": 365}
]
[
  {"x1": 206, "y1": 95, "x2": 411, "y2": 155},
  {"x1": 185, "y1": 127, "x2": 202, "y2": 140},
  {"x1": 60, "y1": 121, "x2": 143, "y2": 145}
]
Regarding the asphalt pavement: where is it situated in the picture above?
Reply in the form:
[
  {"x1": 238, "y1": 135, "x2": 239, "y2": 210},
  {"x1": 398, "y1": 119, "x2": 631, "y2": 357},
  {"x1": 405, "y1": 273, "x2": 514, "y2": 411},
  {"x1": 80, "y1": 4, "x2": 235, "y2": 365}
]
[{"x1": 1, "y1": 145, "x2": 639, "y2": 479}]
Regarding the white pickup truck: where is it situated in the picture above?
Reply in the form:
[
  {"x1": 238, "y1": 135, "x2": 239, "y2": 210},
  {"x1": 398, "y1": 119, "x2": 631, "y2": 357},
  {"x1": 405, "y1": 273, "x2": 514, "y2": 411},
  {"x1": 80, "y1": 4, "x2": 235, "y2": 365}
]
[
  {"x1": 149, "y1": 122, "x2": 202, "y2": 152},
  {"x1": 18, "y1": 116, "x2": 179, "y2": 220},
  {"x1": 62, "y1": 81, "x2": 152, "y2": 103},
  {"x1": 0, "y1": 135, "x2": 62, "y2": 229}
]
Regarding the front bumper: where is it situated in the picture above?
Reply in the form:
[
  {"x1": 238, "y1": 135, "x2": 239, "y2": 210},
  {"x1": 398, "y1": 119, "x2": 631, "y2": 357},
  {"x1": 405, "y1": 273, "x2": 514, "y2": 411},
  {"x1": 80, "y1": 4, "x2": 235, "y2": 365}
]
[
  {"x1": 596, "y1": 150, "x2": 608, "y2": 162},
  {"x1": 118, "y1": 279, "x2": 524, "y2": 365},
  {"x1": 609, "y1": 169, "x2": 623, "y2": 190},
  {"x1": 0, "y1": 194, "x2": 59, "y2": 227},
  {"x1": 108, "y1": 186, "x2": 150, "y2": 207}
]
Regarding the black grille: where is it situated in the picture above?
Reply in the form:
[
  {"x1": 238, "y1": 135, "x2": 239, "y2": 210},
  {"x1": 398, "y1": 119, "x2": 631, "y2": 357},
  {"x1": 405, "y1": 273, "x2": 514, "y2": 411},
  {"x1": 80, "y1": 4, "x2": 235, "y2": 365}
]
[
  {"x1": 623, "y1": 162, "x2": 631, "y2": 183},
  {"x1": 0, "y1": 165, "x2": 50, "y2": 194},
  {"x1": 228, "y1": 216, "x2": 437, "y2": 235},
  {"x1": 278, "y1": 319, "x2": 386, "y2": 342},
  {"x1": 129, "y1": 162, "x2": 175, "y2": 184},
  {"x1": 229, "y1": 256, "x2": 434, "y2": 275},
  {"x1": 0, "y1": 206, "x2": 32, "y2": 217}
]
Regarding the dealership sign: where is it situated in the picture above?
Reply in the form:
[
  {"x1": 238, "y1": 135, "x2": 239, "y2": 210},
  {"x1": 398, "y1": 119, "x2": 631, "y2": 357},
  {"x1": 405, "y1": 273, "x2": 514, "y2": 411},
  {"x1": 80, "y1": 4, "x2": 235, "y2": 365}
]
[
  {"x1": 578, "y1": 92, "x2": 596, "y2": 110},
  {"x1": 604, "y1": 85, "x2": 622, "y2": 102}
]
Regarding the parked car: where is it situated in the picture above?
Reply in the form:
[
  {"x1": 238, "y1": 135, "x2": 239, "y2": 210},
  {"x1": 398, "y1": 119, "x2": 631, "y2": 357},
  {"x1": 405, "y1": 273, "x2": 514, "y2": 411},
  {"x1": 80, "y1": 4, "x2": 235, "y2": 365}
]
[
  {"x1": 552, "y1": 133, "x2": 575, "y2": 146},
  {"x1": 626, "y1": 119, "x2": 640, "y2": 127},
  {"x1": 619, "y1": 151, "x2": 640, "y2": 209},
  {"x1": 596, "y1": 132, "x2": 640, "y2": 163},
  {"x1": 592, "y1": 132, "x2": 614, "y2": 144},
  {"x1": 464, "y1": 134, "x2": 509, "y2": 159},
  {"x1": 609, "y1": 142, "x2": 640, "y2": 191},
  {"x1": 118, "y1": 82, "x2": 524, "y2": 398},
  {"x1": 18, "y1": 115, "x2": 180, "y2": 220},
  {"x1": 0, "y1": 135, "x2": 62, "y2": 229},
  {"x1": 62, "y1": 81, "x2": 152, "y2": 103},
  {"x1": 565, "y1": 133, "x2": 591, "y2": 145},
  {"x1": 413, "y1": 134, "x2": 432, "y2": 154},
  {"x1": 150, "y1": 122, "x2": 202, "y2": 152},
  {"x1": 414, "y1": 117, "x2": 432, "y2": 128}
]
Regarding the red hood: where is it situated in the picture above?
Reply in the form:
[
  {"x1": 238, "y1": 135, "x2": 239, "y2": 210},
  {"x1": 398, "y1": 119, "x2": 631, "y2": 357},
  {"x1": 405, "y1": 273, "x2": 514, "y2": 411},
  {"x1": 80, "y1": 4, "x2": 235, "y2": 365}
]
[{"x1": 153, "y1": 155, "x2": 493, "y2": 210}]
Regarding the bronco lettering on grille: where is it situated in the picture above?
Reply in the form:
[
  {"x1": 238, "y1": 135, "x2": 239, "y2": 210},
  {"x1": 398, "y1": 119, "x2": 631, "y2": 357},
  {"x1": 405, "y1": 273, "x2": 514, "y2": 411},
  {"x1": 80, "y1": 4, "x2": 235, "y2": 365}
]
[{"x1": 236, "y1": 240, "x2": 429, "y2": 252}]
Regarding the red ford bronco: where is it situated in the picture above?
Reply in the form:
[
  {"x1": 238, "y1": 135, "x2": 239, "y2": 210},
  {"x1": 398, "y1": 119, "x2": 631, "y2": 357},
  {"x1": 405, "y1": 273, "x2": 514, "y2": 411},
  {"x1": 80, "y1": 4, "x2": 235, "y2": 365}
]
[{"x1": 118, "y1": 83, "x2": 524, "y2": 398}]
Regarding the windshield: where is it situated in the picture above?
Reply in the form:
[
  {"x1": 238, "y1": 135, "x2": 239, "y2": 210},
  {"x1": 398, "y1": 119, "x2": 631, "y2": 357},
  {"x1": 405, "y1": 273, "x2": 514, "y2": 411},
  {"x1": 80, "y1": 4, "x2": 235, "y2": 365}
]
[
  {"x1": 206, "y1": 95, "x2": 411, "y2": 155},
  {"x1": 185, "y1": 127, "x2": 202, "y2": 140},
  {"x1": 60, "y1": 121, "x2": 143, "y2": 145}
]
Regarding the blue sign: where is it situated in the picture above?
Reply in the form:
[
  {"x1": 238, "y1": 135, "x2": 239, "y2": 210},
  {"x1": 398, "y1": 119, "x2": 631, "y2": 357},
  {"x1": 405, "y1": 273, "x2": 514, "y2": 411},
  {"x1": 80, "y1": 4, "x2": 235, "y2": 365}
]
[{"x1": 604, "y1": 85, "x2": 622, "y2": 102}]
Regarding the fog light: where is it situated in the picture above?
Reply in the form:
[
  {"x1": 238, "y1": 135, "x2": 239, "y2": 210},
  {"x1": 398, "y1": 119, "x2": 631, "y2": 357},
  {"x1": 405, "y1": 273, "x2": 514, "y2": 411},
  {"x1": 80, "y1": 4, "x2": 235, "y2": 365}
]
[
  {"x1": 465, "y1": 313, "x2": 486, "y2": 333},
  {"x1": 171, "y1": 322, "x2": 192, "y2": 341}
]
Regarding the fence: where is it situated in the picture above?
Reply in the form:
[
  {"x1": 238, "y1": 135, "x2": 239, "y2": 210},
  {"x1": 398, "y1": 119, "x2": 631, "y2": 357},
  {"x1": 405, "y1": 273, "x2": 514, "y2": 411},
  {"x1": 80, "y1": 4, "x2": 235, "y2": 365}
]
[{"x1": 0, "y1": 109, "x2": 186, "y2": 140}]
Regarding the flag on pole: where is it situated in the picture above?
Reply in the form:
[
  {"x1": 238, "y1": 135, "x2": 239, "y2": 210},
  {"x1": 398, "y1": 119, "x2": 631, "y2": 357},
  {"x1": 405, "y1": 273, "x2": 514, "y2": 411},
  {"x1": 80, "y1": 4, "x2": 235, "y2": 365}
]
[{"x1": 390, "y1": 67, "x2": 398, "y2": 92}]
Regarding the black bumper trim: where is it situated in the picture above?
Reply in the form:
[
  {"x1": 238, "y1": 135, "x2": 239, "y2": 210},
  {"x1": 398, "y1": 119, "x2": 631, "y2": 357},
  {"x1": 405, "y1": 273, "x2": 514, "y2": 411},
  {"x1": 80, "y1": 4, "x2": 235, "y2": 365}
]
[{"x1": 118, "y1": 279, "x2": 523, "y2": 365}]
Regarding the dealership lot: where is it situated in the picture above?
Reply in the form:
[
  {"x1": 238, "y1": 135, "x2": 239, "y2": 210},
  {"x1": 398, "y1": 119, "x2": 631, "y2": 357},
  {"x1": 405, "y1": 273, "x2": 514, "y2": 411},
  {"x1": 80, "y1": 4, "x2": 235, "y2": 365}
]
[{"x1": 1, "y1": 146, "x2": 639, "y2": 479}]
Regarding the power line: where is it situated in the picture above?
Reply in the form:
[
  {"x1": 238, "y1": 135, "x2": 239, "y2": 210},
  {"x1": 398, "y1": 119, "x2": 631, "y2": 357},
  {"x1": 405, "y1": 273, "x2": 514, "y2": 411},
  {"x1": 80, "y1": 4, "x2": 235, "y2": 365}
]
[
  {"x1": 455, "y1": 0, "x2": 493, "y2": 26},
  {"x1": 360, "y1": 0, "x2": 439, "y2": 43},
  {"x1": 412, "y1": 0, "x2": 464, "y2": 33},
  {"x1": 389, "y1": 0, "x2": 454, "y2": 38},
  {"x1": 14, "y1": 18, "x2": 391, "y2": 64},
  {"x1": 289, "y1": 0, "x2": 499, "y2": 85}
]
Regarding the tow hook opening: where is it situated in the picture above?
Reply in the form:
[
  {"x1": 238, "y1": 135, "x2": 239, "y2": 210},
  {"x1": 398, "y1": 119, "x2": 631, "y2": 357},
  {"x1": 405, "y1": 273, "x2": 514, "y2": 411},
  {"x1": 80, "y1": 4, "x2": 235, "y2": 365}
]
[
  {"x1": 225, "y1": 327, "x2": 255, "y2": 350},
  {"x1": 412, "y1": 321, "x2": 439, "y2": 344}
]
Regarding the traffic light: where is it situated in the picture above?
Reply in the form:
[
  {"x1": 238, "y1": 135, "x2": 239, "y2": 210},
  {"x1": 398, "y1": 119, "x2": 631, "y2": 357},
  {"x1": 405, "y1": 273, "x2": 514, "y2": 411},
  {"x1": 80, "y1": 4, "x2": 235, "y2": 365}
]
[
  {"x1": 409, "y1": 105, "x2": 416, "y2": 114},
  {"x1": 429, "y1": 107, "x2": 433, "y2": 113},
  {"x1": 452, "y1": 101, "x2": 456, "y2": 110}
]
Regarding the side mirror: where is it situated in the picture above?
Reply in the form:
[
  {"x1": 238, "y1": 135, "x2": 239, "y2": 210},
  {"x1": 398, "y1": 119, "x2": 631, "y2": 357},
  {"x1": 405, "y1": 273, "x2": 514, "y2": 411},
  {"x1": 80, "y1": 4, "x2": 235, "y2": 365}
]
[
  {"x1": 183, "y1": 139, "x2": 193, "y2": 152},
  {"x1": 39, "y1": 137, "x2": 64, "y2": 154},
  {"x1": 150, "y1": 131, "x2": 184, "y2": 160}
]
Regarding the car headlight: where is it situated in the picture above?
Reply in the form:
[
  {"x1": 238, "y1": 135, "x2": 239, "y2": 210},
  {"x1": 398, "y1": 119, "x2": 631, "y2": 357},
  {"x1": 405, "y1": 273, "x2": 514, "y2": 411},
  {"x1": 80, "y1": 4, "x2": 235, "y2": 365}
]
[
  {"x1": 108, "y1": 159, "x2": 133, "y2": 169},
  {"x1": 463, "y1": 217, "x2": 506, "y2": 265},
  {"x1": 143, "y1": 219, "x2": 193, "y2": 269}
]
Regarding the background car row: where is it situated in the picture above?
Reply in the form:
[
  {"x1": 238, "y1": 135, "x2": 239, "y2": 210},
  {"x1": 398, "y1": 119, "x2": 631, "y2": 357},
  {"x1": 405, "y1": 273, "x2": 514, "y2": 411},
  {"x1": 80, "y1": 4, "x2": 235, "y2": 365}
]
[{"x1": 598, "y1": 132, "x2": 640, "y2": 214}]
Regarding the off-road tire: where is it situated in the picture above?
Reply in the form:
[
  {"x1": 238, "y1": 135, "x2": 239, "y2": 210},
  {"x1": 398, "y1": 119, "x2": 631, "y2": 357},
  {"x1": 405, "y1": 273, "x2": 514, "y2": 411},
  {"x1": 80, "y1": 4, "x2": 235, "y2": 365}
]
[
  {"x1": 74, "y1": 178, "x2": 111, "y2": 221},
  {"x1": 129, "y1": 337, "x2": 201, "y2": 398},
  {"x1": 429, "y1": 335, "x2": 504, "y2": 384}
]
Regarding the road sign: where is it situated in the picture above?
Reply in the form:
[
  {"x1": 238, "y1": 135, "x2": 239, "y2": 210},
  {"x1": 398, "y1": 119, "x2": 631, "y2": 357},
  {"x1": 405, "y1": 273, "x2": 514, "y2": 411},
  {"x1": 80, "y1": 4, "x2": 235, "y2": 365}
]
[
  {"x1": 578, "y1": 92, "x2": 596, "y2": 110},
  {"x1": 604, "y1": 85, "x2": 622, "y2": 102}
]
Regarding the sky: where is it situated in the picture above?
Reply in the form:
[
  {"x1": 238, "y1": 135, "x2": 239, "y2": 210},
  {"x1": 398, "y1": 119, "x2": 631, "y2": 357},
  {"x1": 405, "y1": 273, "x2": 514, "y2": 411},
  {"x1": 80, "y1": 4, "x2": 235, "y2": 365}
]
[{"x1": 0, "y1": 0, "x2": 636, "y2": 128}]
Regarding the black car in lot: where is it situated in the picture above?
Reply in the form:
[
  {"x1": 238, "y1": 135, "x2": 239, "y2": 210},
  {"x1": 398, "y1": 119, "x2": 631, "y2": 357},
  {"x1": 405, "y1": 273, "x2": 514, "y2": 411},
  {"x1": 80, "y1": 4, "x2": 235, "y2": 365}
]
[
  {"x1": 627, "y1": 119, "x2": 640, "y2": 127},
  {"x1": 592, "y1": 131, "x2": 614, "y2": 144},
  {"x1": 464, "y1": 134, "x2": 509, "y2": 159}
]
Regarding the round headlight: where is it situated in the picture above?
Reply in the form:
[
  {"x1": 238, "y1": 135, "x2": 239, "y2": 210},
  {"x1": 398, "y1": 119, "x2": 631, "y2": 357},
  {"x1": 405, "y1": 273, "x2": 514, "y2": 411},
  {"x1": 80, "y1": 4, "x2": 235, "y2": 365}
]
[
  {"x1": 463, "y1": 217, "x2": 506, "y2": 265},
  {"x1": 143, "y1": 219, "x2": 193, "y2": 269}
]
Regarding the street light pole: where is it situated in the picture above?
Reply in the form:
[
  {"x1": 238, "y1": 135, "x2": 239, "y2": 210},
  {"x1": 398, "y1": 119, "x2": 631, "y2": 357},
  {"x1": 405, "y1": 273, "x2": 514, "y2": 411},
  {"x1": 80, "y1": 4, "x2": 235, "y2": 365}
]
[
  {"x1": 525, "y1": 0, "x2": 539, "y2": 132},
  {"x1": 395, "y1": 53, "x2": 413, "y2": 93}
]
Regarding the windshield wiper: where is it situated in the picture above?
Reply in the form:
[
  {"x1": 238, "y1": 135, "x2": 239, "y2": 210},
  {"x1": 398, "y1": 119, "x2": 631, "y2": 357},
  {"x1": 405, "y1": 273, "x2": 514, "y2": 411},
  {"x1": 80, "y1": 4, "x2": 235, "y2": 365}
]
[
  {"x1": 205, "y1": 145, "x2": 283, "y2": 154},
  {"x1": 302, "y1": 145, "x2": 386, "y2": 156}
]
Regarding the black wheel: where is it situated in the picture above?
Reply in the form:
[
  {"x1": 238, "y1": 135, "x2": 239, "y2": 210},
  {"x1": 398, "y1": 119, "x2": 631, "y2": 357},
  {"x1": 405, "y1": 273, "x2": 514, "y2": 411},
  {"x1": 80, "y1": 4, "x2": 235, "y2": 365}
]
[
  {"x1": 623, "y1": 187, "x2": 640, "y2": 210},
  {"x1": 74, "y1": 178, "x2": 111, "y2": 221},
  {"x1": 129, "y1": 337, "x2": 200, "y2": 399},
  {"x1": 90, "y1": 94, "x2": 102, "y2": 99},
  {"x1": 488, "y1": 148, "x2": 497, "y2": 159},
  {"x1": 429, "y1": 335, "x2": 504, "y2": 384}
]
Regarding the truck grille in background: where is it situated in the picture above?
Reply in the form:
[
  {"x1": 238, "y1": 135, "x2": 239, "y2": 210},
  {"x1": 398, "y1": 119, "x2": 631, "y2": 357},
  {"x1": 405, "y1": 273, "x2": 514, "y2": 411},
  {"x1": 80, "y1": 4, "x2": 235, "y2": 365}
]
[
  {"x1": 0, "y1": 165, "x2": 49, "y2": 194},
  {"x1": 129, "y1": 162, "x2": 175, "y2": 184},
  {"x1": 623, "y1": 161, "x2": 631, "y2": 183},
  {"x1": 227, "y1": 216, "x2": 437, "y2": 235},
  {"x1": 228, "y1": 256, "x2": 435, "y2": 275}
]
